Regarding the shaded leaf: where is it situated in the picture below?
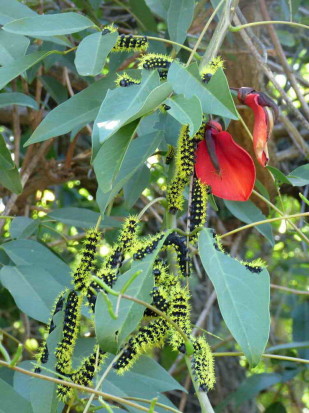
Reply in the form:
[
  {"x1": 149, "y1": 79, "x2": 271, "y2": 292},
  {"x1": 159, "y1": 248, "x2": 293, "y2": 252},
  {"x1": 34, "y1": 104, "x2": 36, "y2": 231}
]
[
  {"x1": 95, "y1": 131, "x2": 163, "y2": 215},
  {"x1": 124, "y1": 164, "x2": 150, "y2": 208},
  {"x1": 145, "y1": 0, "x2": 170, "y2": 19},
  {"x1": 0, "y1": 164, "x2": 22, "y2": 194},
  {"x1": 1, "y1": 239, "x2": 71, "y2": 286},
  {"x1": 48, "y1": 207, "x2": 122, "y2": 228},
  {"x1": 198, "y1": 228, "x2": 270, "y2": 366},
  {"x1": 267, "y1": 166, "x2": 292, "y2": 185},
  {"x1": 224, "y1": 200, "x2": 274, "y2": 246},
  {"x1": 93, "y1": 70, "x2": 172, "y2": 148},
  {"x1": 39, "y1": 75, "x2": 68, "y2": 104},
  {"x1": 0, "y1": 0, "x2": 36, "y2": 25},
  {"x1": 165, "y1": 94, "x2": 202, "y2": 136},
  {"x1": 0, "y1": 265, "x2": 64, "y2": 323},
  {"x1": 287, "y1": 164, "x2": 309, "y2": 186},
  {"x1": 0, "y1": 31, "x2": 29, "y2": 65},
  {"x1": 3, "y1": 12, "x2": 95, "y2": 36},
  {"x1": 167, "y1": 0, "x2": 194, "y2": 51},
  {"x1": 75, "y1": 31, "x2": 118, "y2": 76},
  {"x1": 0, "y1": 134, "x2": 15, "y2": 169},
  {"x1": 128, "y1": 0, "x2": 157, "y2": 31},
  {"x1": 25, "y1": 75, "x2": 116, "y2": 146},
  {"x1": 167, "y1": 62, "x2": 238, "y2": 119},
  {"x1": 0, "y1": 50, "x2": 53, "y2": 90},
  {"x1": 0, "y1": 378, "x2": 32, "y2": 413},
  {"x1": 0, "y1": 92, "x2": 38, "y2": 109},
  {"x1": 10, "y1": 217, "x2": 38, "y2": 239}
]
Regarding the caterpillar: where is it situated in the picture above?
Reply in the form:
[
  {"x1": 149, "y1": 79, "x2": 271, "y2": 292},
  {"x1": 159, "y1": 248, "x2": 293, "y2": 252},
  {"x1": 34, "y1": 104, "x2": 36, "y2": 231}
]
[
  {"x1": 191, "y1": 336, "x2": 216, "y2": 392},
  {"x1": 200, "y1": 56, "x2": 224, "y2": 84},
  {"x1": 144, "y1": 286, "x2": 169, "y2": 318},
  {"x1": 55, "y1": 290, "x2": 82, "y2": 374},
  {"x1": 165, "y1": 145, "x2": 175, "y2": 164},
  {"x1": 152, "y1": 260, "x2": 178, "y2": 288},
  {"x1": 113, "y1": 318, "x2": 168, "y2": 374},
  {"x1": 35, "y1": 291, "x2": 66, "y2": 373},
  {"x1": 102, "y1": 25, "x2": 148, "y2": 52},
  {"x1": 133, "y1": 233, "x2": 165, "y2": 260},
  {"x1": 73, "y1": 228, "x2": 100, "y2": 293},
  {"x1": 242, "y1": 258, "x2": 265, "y2": 274},
  {"x1": 167, "y1": 284, "x2": 191, "y2": 351},
  {"x1": 164, "y1": 232, "x2": 190, "y2": 277},
  {"x1": 167, "y1": 175, "x2": 187, "y2": 214},
  {"x1": 116, "y1": 73, "x2": 141, "y2": 87},
  {"x1": 188, "y1": 177, "x2": 208, "y2": 241},
  {"x1": 56, "y1": 345, "x2": 107, "y2": 402},
  {"x1": 138, "y1": 53, "x2": 173, "y2": 79},
  {"x1": 175, "y1": 125, "x2": 197, "y2": 179}
]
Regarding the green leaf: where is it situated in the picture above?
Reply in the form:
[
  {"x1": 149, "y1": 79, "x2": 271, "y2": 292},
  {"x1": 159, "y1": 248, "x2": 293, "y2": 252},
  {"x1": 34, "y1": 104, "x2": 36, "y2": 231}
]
[
  {"x1": 0, "y1": 50, "x2": 53, "y2": 90},
  {"x1": 287, "y1": 164, "x2": 309, "y2": 186},
  {"x1": 3, "y1": 12, "x2": 95, "y2": 36},
  {"x1": 10, "y1": 217, "x2": 38, "y2": 239},
  {"x1": 0, "y1": 92, "x2": 38, "y2": 109},
  {"x1": 145, "y1": 0, "x2": 170, "y2": 19},
  {"x1": 0, "y1": 379, "x2": 32, "y2": 413},
  {"x1": 167, "y1": 62, "x2": 238, "y2": 119},
  {"x1": 1, "y1": 239, "x2": 71, "y2": 286},
  {"x1": 92, "y1": 122, "x2": 139, "y2": 193},
  {"x1": 292, "y1": 301, "x2": 309, "y2": 360},
  {"x1": 48, "y1": 207, "x2": 122, "y2": 228},
  {"x1": 267, "y1": 166, "x2": 292, "y2": 186},
  {"x1": 224, "y1": 200, "x2": 274, "y2": 246},
  {"x1": 165, "y1": 94, "x2": 202, "y2": 136},
  {"x1": 124, "y1": 164, "x2": 150, "y2": 208},
  {"x1": 95, "y1": 234, "x2": 169, "y2": 353},
  {"x1": 198, "y1": 228, "x2": 270, "y2": 366},
  {"x1": 75, "y1": 31, "x2": 118, "y2": 76},
  {"x1": 0, "y1": 265, "x2": 65, "y2": 323},
  {"x1": 39, "y1": 75, "x2": 68, "y2": 104},
  {"x1": 0, "y1": 31, "x2": 29, "y2": 65},
  {"x1": 128, "y1": 0, "x2": 157, "y2": 31},
  {"x1": 25, "y1": 75, "x2": 116, "y2": 146},
  {"x1": 0, "y1": 0, "x2": 36, "y2": 25},
  {"x1": 167, "y1": 0, "x2": 194, "y2": 51},
  {"x1": 93, "y1": 70, "x2": 172, "y2": 148},
  {"x1": 0, "y1": 164, "x2": 22, "y2": 194},
  {"x1": 95, "y1": 131, "x2": 163, "y2": 215},
  {"x1": 0, "y1": 134, "x2": 15, "y2": 169}
]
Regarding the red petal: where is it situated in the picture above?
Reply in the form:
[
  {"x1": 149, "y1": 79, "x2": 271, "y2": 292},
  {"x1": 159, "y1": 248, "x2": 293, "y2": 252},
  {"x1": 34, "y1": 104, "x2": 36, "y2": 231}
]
[
  {"x1": 195, "y1": 131, "x2": 256, "y2": 201},
  {"x1": 244, "y1": 94, "x2": 269, "y2": 167}
]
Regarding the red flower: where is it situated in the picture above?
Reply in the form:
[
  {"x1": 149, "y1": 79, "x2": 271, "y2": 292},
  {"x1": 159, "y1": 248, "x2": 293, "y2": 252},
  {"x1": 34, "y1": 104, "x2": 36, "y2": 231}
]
[
  {"x1": 238, "y1": 87, "x2": 278, "y2": 167},
  {"x1": 195, "y1": 121, "x2": 256, "y2": 201}
]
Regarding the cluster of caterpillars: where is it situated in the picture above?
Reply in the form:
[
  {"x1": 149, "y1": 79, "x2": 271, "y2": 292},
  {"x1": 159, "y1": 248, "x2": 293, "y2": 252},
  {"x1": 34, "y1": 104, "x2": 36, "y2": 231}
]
[{"x1": 35, "y1": 214, "x2": 216, "y2": 402}]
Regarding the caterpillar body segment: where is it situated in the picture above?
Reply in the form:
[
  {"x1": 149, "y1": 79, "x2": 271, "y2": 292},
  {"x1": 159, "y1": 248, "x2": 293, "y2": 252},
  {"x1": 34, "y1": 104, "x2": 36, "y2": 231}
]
[
  {"x1": 114, "y1": 34, "x2": 148, "y2": 52},
  {"x1": 167, "y1": 175, "x2": 187, "y2": 214},
  {"x1": 55, "y1": 290, "x2": 82, "y2": 373},
  {"x1": 152, "y1": 260, "x2": 178, "y2": 288},
  {"x1": 175, "y1": 125, "x2": 197, "y2": 179},
  {"x1": 113, "y1": 318, "x2": 168, "y2": 374},
  {"x1": 165, "y1": 145, "x2": 175, "y2": 164},
  {"x1": 191, "y1": 337, "x2": 216, "y2": 392},
  {"x1": 200, "y1": 56, "x2": 224, "y2": 84},
  {"x1": 164, "y1": 232, "x2": 190, "y2": 277},
  {"x1": 144, "y1": 286, "x2": 169, "y2": 318},
  {"x1": 35, "y1": 291, "x2": 67, "y2": 373},
  {"x1": 167, "y1": 284, "x2": 191, "y2": 351},
  {"x1": 133, "y1": 233, "x2": 165, "y2": 260},
  {"x1": 242, "y1": 258, "x2": 266, "y2": 274},
  {"x1": 189, "y1": 177, "x2": 208, "y2": 241},
  {"x1": 116, "y1": 73, "x2": 140, "y2": 87},
  {"x1": 139, "y1": 53, "x2": 173, "y2": 71},
  {"x1": 118, "y1": 216, "x2": 139, "y2": 253},
  {"x1": 73, "y1": 228, "x2": 100, "y2": 293}
]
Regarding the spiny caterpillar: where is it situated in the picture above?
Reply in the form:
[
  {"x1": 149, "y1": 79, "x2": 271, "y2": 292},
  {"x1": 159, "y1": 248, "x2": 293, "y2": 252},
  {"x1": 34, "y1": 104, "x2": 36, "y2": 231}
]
[
  {"x1": 56, "y1": 345, "x2": 106, "y2": 402},
  {"x1": 164, "y1": 232, "x2": 190, "y2": 277},
  {"x1": 200, "y1": 56, "x2": 224, "y2": 84},
  {"x1": 166, "y1": 175, "x2": 187, "y2": 214},
  {"x1": 165, "y1": 145, "x2": 175, "y2": 164},
  {"x1": 139, "y1": 53, "x2": 173, "y2": 79},
  {"x1": 175, "y1": 125, "x2": 197, "y2": 179},
  {"x1": 113, "y1": 318, "x2": 168, "y2": 374},
  {"x1": 103, "y1": 25, "x2": 148, "y2": 52},
  {"x1": 133, "y1": 233, "x2": 164, "y2": 260},
  {"x1": 144, "y1": 286, "x2": 170, "y2": 318},
  {"x1": 167, "y1": 284, "x2": 191, "y2": 351},
  {"x1": 55, "y1": 290, "x2": 82, "y2": 374},
  {"x1": 73, "y1": 228, "x2": 100, "y2": 293},
  {"x1": 189, "y1": 177, "x2": 208, "y2": 241},
  {"x1": 35, "y1": 291, "x2": 66, "y2": 373},
  {"x1": 242, "y1": 258, "x2": 266, "y2": 274},
  {"x1": 116, "y1": 73, "x2": 140, "y2": 87},
  {"x1": 191, "y1": 336, "x2": 216, "y2": 392}
]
